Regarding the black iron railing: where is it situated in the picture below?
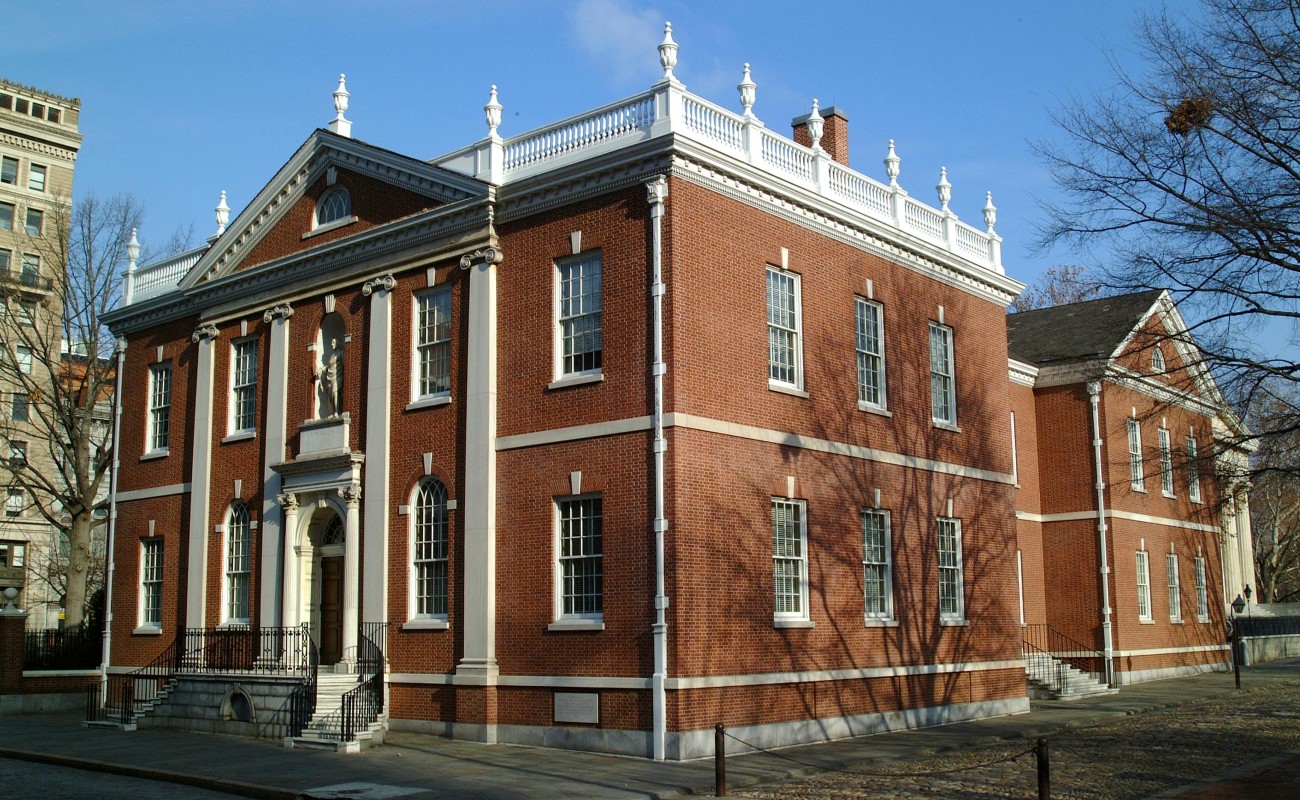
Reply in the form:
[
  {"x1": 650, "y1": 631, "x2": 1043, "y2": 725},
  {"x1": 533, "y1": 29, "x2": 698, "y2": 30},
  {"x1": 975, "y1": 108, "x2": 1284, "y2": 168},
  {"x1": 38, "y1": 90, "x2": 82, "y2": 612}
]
[
  {"x1": 1235, "y1": 615, "x2": 1300, "y2": 637},
  {"x1": 1022, "y1": 624, "x2": 1107, "y2": 690},
  {"x1": 25, "y1": 624, "x2": 101, "y2": 670},
  {"x1": 179, "y1": 625, "x2": 314, "y2": 676},
  {"x1": 86, "y1": 634, "x2": 179, "y2": 725},
  {"x1": 287, "y1": 635, "x2": 320, "y2": 738},
  {"x1": 326, "y1": 622, "x2": 387, "y2": 742}
]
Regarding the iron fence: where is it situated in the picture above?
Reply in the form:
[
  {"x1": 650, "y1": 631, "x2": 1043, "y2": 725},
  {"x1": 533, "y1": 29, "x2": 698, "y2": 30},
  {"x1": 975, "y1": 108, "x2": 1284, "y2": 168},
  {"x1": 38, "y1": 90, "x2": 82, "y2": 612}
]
[{"x1": 24, "y1": 624, "x2": 101, "y2": 670}]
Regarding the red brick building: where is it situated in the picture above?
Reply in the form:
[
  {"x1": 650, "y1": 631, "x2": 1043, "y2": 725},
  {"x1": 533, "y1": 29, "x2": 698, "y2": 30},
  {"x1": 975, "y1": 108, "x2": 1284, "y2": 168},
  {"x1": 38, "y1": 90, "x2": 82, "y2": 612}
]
[{"x1": 98, "y1": 30, "x2": 1249, "y2": 758}]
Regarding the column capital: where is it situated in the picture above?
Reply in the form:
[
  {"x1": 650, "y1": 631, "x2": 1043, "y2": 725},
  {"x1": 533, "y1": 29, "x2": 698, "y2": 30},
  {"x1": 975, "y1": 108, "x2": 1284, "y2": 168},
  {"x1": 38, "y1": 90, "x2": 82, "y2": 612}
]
[
  {"x1": 339, "y1": 484, "x2": 362, "y2": 507},
  {"x1": 361, "y1": 274, "x2": 396, "y2": 297},
  {"x1": 263, "y1": 303, "x2": 294, "y2": 323},
  {"x1": 459, "y1": 246, "x2": 504, "y2": 270},
  {"x1": 191, "y1": 322, "x2": 220, "y2": 343},
  {"x1": 277, "y1": 492, "x2": 299, "y2": 513}
]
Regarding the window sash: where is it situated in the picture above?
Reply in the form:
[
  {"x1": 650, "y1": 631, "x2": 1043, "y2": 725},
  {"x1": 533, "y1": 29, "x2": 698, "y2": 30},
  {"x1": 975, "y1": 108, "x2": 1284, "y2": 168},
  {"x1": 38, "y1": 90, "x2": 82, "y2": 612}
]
[
  {"x1": 559, "y1": 254, "x2": 602, "y2": 376},
  {"x1": 0, "y1": 203, "x2": 12, "y2": 230},
  {"x1": 1187, "y1": 436, "x2": 1202, "y2": 502},
  {"x1": 5, "y1": 489, "x2": 22, "y2": 515},
  {"x1": 10, "y1": 392, "x2": 28, "y2": 422},
  {"x1": 1159, "y1": 428, "x2": 1174, "y2": 495},
  {"x1": 28, "y1": 164, "x2": 45, "y2": 192},
  {"x1": 937, "y1": 517, "x2": 963, "y2": 619},
  {"x1": 772, "y1": 499, "x2": 807, "y2": 618},
  {"x1": 142, "y1": 540, "x2": 163, "y2": 627},
  {"x1": 855, "y1": 298, "x2": 885, "y2": 408},
  {"x1": 417, "y1": 288, "x2": 452, "y2": 397},
  {"x1": 231, "y1": 340, "x2": 257, "y2": 432},
  {"x1": 0, "y1": 157, "x2": 15, "y2": 184},
  {"x1": 413, "y1": 480, "x2": 449, "y2": 617},
  {"x1": 862, "y1": 510, "x2": 892, "y2": 618},
  {"x1": 558, "y1": 497, "x2": 603, "y2": 617},
  {"x1": 317, "y1": 189, "x2": 351, "y2": 225},
  {"x1": 929, "y1": 323, "x2": 955, "y2": 424},
  {"x1": 1136, "y1": 551, "x2": 1151, "y2": 620},
  {"x1": 226, "y1": 505, "x2": 251, "y2": 622},
  {"x1": 1167, "y1": 553, "x2": 1181, "y2": 621},
  {"x1": 1128, "y1": 419, "x2": 1145, "y2": 489},
  {"x1": 766, "y1": 269, "x2": 800, "y2": 386},
  {"x1": 24, "y1": 209, "x2": 41, "y2": 236},
  {"x1": 1195, "y1": 556, "x2": 1209, "y2": 620},
  {"x1": 149, "y1": 365, "x2": 172, "y2": 451}
]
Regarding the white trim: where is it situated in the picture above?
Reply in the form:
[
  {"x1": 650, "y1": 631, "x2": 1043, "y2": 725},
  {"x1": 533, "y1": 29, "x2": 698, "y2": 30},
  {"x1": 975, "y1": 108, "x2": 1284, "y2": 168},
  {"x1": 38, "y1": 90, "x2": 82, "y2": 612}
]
[
  {"x1": 115, "y1": 483, "x2": 192, "y2": 503},
  {"x1": 302, "y1": 214, "x2": 358, "y2": 239},
  {"x1": 22, "y1": 669, "x2": 100, "y2": 678},
  {"x1": 497, "y1": 416, "x2": 652, "y2": 450},
  {"x1": 547, "y1": 372, "x2": 604, "y2": 391},
  {"x1": 405, "y1": 395, "x2": 452, "y2": 412},
  {"x1": 391, "y1": 673, "x2": 650, "y2": 689},
  {"x1": 1015, "y1": 508, "x2": 1218, "y2": 532},
  {"x1": 766, "y1": 266, "x2": 804, "y2": 391},
  {"x1": 1008, "y1": 358, "x2": 1038, "y2": 387},
  {"x1": 402, "y1": 618, "x2": 450, "y2": 631},
  {"x1": 1112, "y1": 643, "x2": 1230, "y2": 657}
]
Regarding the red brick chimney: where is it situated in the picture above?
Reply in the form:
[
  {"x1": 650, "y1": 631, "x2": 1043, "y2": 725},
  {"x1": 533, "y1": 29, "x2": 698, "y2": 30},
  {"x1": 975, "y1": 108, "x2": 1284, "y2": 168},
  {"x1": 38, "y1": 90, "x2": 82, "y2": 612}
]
[{"x1": 792, "y1": 106, "x2": 849, "y2": 166}]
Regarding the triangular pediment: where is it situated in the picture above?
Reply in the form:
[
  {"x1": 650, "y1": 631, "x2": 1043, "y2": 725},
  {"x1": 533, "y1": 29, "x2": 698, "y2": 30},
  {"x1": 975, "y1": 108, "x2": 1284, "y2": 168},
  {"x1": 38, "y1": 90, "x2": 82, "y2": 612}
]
[{"x1": 178, "y1": 130, "x2": 487, "y2": 289}]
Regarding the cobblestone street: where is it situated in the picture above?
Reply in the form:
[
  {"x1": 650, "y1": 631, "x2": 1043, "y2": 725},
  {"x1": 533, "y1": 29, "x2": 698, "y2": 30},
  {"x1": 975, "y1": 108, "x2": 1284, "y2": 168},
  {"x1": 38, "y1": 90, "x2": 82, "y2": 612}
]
[{"x1": 734, "y1": 682, "x2": 1300, "y2": 799}]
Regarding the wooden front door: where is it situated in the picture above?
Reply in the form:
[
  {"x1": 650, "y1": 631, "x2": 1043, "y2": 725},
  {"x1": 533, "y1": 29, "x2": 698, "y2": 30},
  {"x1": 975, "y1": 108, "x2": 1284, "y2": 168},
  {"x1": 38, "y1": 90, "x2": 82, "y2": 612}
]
[{"x1": 320, "y1": 556, "x2": 344, "y2": 664}]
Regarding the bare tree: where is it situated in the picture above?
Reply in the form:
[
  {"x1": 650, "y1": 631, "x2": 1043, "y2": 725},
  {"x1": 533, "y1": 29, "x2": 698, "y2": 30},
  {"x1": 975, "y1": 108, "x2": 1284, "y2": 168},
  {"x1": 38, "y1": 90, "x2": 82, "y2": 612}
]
[
  {"x1": 1038, "y1": 0, "x2": 1300, "y2": 455},
  {"x1": 0, "y1": 193, "x2": 160, "y2": 627},
  {"x1": 1009, "y1": 264, "x2": 1105, "y2": 312}
]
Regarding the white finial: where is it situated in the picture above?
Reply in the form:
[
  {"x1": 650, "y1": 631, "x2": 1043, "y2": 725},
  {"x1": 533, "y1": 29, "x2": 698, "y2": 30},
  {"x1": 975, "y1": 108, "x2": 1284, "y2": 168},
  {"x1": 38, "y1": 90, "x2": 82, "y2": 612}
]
[
  {"x1": 807, "y1": 99, "x2": 824, "y2": 150},
  {"x1": 215, "y1": 190, "x2": 230, "y2": 235},
  {"x1": 127, "y1": 227, "x2": 140, "y2": 267},
  {"x1": 485, "y1": 85, "x2": 503, "y2": 136},
  {"x1": 885, "y1": 139, "x2": 901, "y2": 186},
  {"x1": 937, "y1": 167, "x2": 951, "y2": 212},
  {"x1": 658, "y1": 22, "x2": 679, "y2": 81},
  {"x1": 738, "y1": 63, "x2": 756, "y2": 116},
  {"x1": 983, "y1": 191, "x2": 998, "y2": 232},
  {"x1": 329, "y1": 73, "x2": 352, "y2": 137}
]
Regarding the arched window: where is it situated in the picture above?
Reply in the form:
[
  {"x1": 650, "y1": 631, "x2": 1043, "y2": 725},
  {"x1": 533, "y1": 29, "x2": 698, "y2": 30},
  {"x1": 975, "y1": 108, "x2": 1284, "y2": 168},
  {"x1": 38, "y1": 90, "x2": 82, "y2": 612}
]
[
  {"x1": 1151, "y1": 345, "x2": 1165, "y2": 373},
  {"x1": 225, "y1": 502, "x2": 251, "y2": 623},
  {"x1": 412, "y1": 479, "x2": 449, "y2": 618},
  {"x1": 323, "y1": 515, "x2": 344, "y2": 546},
  {"x1": 315, "y1": 188, "x2": 351, "y2": 227}
]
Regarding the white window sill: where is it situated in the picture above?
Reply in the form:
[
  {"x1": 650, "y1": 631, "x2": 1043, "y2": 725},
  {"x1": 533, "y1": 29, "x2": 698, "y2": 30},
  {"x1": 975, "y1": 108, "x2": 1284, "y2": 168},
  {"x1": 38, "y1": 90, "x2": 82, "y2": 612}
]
[
  {"x1": 217, "y1": 622, "x2": 250, "y2": 630},
  {"x1": 1170, "y1": 618, "x2": 1184, "y2": 625},
  {"x1": 140, "y1": 449, "x2": 169, "y2": 462},
  {"x1": 133, "y1": 626, "x2": 162, "y2": 636},
  {"x1": 773, "y1": 618, "x2": 814, "y2": 629},
  {"x1": 405, "y1": 395, "x2": 452, "y2": 412},
  {"x1": 939, "y1": 618, "x2": 969, "y2": 627},
  {"x1": 547, "y1": 619, "x2": 605, "y2": 632},
  {"x1": 1191, "y1": 499, "x2": 1203, "y2": 505},
  {"x1": 863, "y1": 617, "x2": 899, "y2": 628},
  {"x1": 1197, "y1": 616, "x2": 1210, "y2": 624},
  {"x1": 857, "y1": 402, "x2": 892, "y2": 417},
  {"x1": 222, "y1": 431, "x2": 256, "y2": 444},
  {"x1": 548, "y1": 372, "x2": 603, "y2": 391},
  {"x1": 932, "y1": 420, "x2": 962, "y2": 433},
  {"x1": 769, "y1": 382, "x2": 809, "y2": 399},
  {"x1": 1139, "y1": 618, "x2": 1154, "y2": 625},
  {"x1": 1132, "y1": 486, "x2": 1147, "y2": 494},
  {"x1": 302, "y1": 215, "x2": 358, "y2": 239},
  {"x1": 1162, "y1": 492, "x2": 1176, "y2": 499},
  {"x1": 403, "y1": 618, "x2": 450, "y2": 631}
]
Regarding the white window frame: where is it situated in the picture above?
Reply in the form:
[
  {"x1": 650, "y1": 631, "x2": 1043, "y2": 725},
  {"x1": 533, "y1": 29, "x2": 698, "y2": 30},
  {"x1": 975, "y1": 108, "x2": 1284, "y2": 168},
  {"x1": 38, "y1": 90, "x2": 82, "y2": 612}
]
[
  {"x1": 0, "y1": 156, "x2": 16, "y2": 185},
  {"x1": 27, "y1": 163, "x2": 46, "y2": 193},
  {"x1": 314, "y1": 187, "x2": 352, "y2": 228},
  {"x1": 140, "y1": 538, "x2": 163, "y2": 629},
  {"x1": 13, "y1": 344, "x2": 31, "y2": 375},
  {"x1": 1136, "y1": 550, "x2": 1152, "y2": 621},
  {"x1": 414, "y1": 286, "x2": 452, "y2": 400},
  {"x1": 1195, "y1": 555, "x2": 1209, "y2": 622},
  {"x1": 1167, "y1": 552, "x2": 1182, "y2": 622},
  {"x1": 1151, "y1": 345, "x2": 1165, "y2": 373},
  {"x1": 410, "y1": 478, "x2": 449, "y2": 622},
  {"x1": 772, "y1": 497, "x2": 810, "y2": 623},
  {"x1": 148, "y1": 363, "x2": 172, "y2": 453},
  {"x1": 10, "y1": 392, "x2": 28, "y2": 422},
  {"x1": 766, "y1": 268, "x2": 803, "y2": 391},
  {"x1": 224, "y1": 503, "x2": 251, "y2": 625},
  {"x1": 1158, "y1": 427, "x2": 1175, "y2": 497},
  {"x1": 855, "y1": 297, "x2": 886, "y2": 411},
  {"x1": 937, "y1": 517, "x2": 965, "y2": 622},
  {"x1": 555, "y1": 252, "x2": 603, "y2": 380},
  {"x1": 24, "y1": 208, "x2": 42, "y2": 236},
  {"x1": 0, "y1": 202, "x2": 12, "y2": 231},
  {"x1": 861, "y1": 509, "x2": 893, "y2": 622},
  {"x1": 5, "y1": 488, "x2": 22, "y2": 517},
  {"x1": 229, "y1": 337, "x2": 257, "y2": 435},
  {"x1": 929, "y1": 322, "x2": 957, "y2": 427},
  {"x1": 555, "y1": 495, "x2": 603, "y2": 623},
  {"x1": 1128, "y1": 418, "x2": 1145, "y2": 491},
  {"x1": 1187, "y1": 434, "x2": 1202, "y2": 503}
]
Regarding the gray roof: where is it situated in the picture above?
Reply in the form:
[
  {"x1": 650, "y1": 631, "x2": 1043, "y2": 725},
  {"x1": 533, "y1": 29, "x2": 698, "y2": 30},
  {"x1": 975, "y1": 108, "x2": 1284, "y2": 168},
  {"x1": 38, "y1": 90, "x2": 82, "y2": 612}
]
[{"x1": 1006, "y1": 290, "x2": 1164, "y2": 366}]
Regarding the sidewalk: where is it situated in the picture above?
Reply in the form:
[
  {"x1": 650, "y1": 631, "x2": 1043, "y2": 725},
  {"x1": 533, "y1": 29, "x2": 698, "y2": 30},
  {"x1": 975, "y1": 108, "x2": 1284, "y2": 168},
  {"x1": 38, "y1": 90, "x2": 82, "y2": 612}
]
[{"x1": 2, "y1": 660, "x2": 1298, "y2": 799}]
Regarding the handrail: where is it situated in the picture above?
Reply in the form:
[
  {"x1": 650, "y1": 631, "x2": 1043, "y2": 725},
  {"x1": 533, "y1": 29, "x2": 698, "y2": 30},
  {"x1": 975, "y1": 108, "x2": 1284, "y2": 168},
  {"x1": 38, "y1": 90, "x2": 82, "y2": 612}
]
[
  {"x1": 323, "y1": 622, "x2": 386, "y2": 743},
  {"x1": 1023, "y1": 623, "x2": 1105, "y2": 679},
  {"x1": 180, "y1": 625, "x2": 312, "y2": 676},
  {"x1": 86, "y1": 632, "x2": 180, "y2": 725},
  {"x1": 287, "y1": 632, "x2": 319, "y2": 738}
]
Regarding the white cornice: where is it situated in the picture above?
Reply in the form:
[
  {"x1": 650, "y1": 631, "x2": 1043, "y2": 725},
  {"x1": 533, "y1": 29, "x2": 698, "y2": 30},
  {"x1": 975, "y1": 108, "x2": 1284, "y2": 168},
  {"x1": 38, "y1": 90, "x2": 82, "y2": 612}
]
[
  {"x1": 1008, "y1": 358, "x2": 1038, "y2": 387},
  {"x1": 1016, "y1": 508, "x2": 1218, "y2": 532},
  {"x1": 0, "y1": 130, "x2": 78, "y2": 162}
]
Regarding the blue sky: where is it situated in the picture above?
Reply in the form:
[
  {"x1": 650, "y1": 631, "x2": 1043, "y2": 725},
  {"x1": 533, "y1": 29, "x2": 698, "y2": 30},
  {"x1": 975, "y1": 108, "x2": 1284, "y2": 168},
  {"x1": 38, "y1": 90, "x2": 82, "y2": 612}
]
[{"x1": 7, "y1": 0, "x2": 1186, "y2": 290}]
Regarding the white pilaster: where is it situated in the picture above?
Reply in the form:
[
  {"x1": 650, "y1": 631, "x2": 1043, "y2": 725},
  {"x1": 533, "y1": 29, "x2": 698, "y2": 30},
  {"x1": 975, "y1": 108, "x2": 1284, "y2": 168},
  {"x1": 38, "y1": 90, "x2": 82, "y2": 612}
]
[
  {"x1": 186, "y1": 323, "x2": 220, "y2": 630},
  {"x1": 457, "y1": 246, "x2": 503, "y2": 681},
  {"x1": 342, "y1": 485, "x2": 361, "y2": 664},
  {"x1": 362, "y1": 276, "x2": 394, "y2": 626},
  {"x1": 279, "y1": 493, "x2": 300, "y2": 629},
  {"x1": 260, "y1": 304, "x2": 293, "y2": 627}
]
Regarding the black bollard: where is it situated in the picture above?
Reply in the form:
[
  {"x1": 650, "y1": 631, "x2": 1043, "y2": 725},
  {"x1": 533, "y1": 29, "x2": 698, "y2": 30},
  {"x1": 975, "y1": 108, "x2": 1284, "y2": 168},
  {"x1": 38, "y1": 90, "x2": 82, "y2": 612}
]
[
  {"x1": 715, "y1": 723, "x2": 727, "y2": 797},
  {"x1": 1036, "y1": 737, "x2": 1050, "y2": 800}
]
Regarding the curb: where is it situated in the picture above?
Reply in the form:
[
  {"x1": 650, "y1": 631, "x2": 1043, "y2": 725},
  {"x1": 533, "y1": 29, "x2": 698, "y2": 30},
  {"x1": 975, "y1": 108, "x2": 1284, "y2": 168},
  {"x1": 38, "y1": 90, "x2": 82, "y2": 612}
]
[{"x1": 0, "y1": 746, "x2": 299, "y2": 800}]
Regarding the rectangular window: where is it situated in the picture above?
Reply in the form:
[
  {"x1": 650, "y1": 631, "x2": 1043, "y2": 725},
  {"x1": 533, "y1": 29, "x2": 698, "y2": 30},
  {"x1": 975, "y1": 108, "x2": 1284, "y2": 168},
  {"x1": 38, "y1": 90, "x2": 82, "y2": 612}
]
[
  {"x1": 929, "y1": 322, "x2": 956, "y2": 426},
  {"x1": 0, "y1": 157, "x2": 15, "y2": 185},
  {"x1": 0, "y1": 541, "x2": 24, "y2": 568},
  {"x1": 9, "y1": 441, "x2": 25, "y2": 467},
  {"x1": 855, "y1": 297, "x2": 886, "y2": 409},
  {"x1": 10, "y1": 392, "x2": 28, "y2": 422},
  {"x1": 557, "y1": 252, "x2": 602, "y2": 377},
  {"x1": 413, "y1": 480, "x2": 449, "y2": 618},
  {"x1": 27, "y1": 164, "x2": 45, "y2": 193},
  {"x1": 1128, "y1": 418, "x2": 1145, "y2": 490},
  {"x1": 47, "y1": 108, "x2": 60, "y2": 124},
  {"x1": 416, "y1": 287, "x2": 452, "y2": 397},
  {"x1": 14, "y1": 345, "x2": 31, "y2": 375},
  {"x1": 24, "y1": 208, "x2": 42, "y2": 236},
  {"x1": 772, "y1": 498, "x2": 809, "y2": 621},
  {"x1": 148, "y1": 363, "x2": 172, "y2": 452},
  {"x1": 1136, "y1": 550, "x2": 1152, "y2": 621},
  {"x1": 1167, "y1": 553, "x2": 1182, "y2": 622},
  {"x1": 937, "y1": 517, "x2": 965, "y2": 621},
  {"x1": 20, "y1": 253, "x2": 38, "y2": 281},
  {"x1": 16, "y1": 301, "x2": 34, "y2": 327},
  {"x1": 141, "y1": 539, "x2": 163, "y2": 628},
  {"x1": 230, "y1": 338, "x2": 257, "y2": 433},
  {"x1": 5, "y1": 489, "x2": 22, "y2": 517},
  {"x1": 1195, "y1": 556, "x2": 1209, "y2": 622},
  {"x1": 0, "y1": 249, "x2": 9, "y2": 272},
  {"x1": 225, "y1": 506, "x2": 251, "y2": 623},
  {"x1": 557, "y1": 496, "x2": 602, "y2": 619},
  {"x1": 1187, "y1": 435, "x2": 1202, "y2": 503},
  {"x1": 1159, "y1": 427, "x2": 1174, "y2": 496},
  {"x1": 861, "y1": 509, "x2": 893, "y2": 621},
  {"x1": 0, "y1": 202, "x2": 12, "y2": 231},
  {"x1": 767, "y1": 268, "x2": 802, "y2": 388}
]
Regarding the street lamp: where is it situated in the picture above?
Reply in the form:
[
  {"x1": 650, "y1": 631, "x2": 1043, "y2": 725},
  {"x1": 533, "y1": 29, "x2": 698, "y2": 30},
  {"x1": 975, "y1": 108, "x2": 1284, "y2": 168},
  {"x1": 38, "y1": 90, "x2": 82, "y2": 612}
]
[{"x1": 1231, "y1": 594, "x2": 1246, "y2": 689}]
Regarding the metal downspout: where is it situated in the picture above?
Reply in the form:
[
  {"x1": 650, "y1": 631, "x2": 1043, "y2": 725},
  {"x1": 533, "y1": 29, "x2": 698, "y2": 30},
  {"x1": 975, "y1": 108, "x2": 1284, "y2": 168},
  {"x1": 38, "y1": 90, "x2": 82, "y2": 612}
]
[
  {"x1": 1087, "y1": 381, "x2": 1115, "y2": 686},
  {"x1": 99, "y1": 338, "x2": 128, "y2": 700},
  {"x1": 646, "y1": 176, "x2": 669, "y2": 761}
]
